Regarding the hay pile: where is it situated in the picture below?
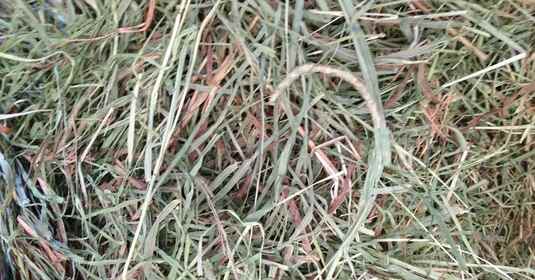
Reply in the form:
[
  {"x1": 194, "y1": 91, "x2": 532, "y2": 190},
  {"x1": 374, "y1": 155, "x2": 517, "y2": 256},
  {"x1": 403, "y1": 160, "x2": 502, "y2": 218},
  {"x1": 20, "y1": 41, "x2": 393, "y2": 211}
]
[{"x1": 0, "y1": 1, "x2": 534, "y2": 279}]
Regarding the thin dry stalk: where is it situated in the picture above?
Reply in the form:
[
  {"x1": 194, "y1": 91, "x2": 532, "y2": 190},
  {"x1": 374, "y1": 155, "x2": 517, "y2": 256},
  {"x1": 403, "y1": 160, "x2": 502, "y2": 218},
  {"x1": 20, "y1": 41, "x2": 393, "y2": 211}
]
[
  {"x1": 270, "y1": 64, "x2": 387, "y2": 131},
  {"x1": 448, "y1": 29, "x2": 489, "y2": 62}
]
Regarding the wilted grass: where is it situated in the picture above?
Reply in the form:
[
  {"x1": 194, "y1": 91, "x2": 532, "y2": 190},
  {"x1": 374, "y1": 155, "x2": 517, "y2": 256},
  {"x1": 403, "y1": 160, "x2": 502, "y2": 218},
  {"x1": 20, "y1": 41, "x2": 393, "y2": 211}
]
[{"x1": 1, "y1": 0, "x2": 535, "y2": 279}]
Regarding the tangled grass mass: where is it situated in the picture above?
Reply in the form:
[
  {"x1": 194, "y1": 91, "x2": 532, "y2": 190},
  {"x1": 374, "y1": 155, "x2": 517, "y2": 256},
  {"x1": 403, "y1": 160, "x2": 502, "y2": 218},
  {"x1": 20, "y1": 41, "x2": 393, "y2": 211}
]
[{"x1": 1, "y1": 0, "x2": 535, "y2": 279}]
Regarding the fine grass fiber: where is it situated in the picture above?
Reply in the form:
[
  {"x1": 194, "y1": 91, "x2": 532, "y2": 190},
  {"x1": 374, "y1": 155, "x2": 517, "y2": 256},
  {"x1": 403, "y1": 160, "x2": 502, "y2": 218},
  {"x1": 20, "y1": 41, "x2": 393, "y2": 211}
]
[{"x1": 1, "y1": 0, "x2": 535, "y2": 279}]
